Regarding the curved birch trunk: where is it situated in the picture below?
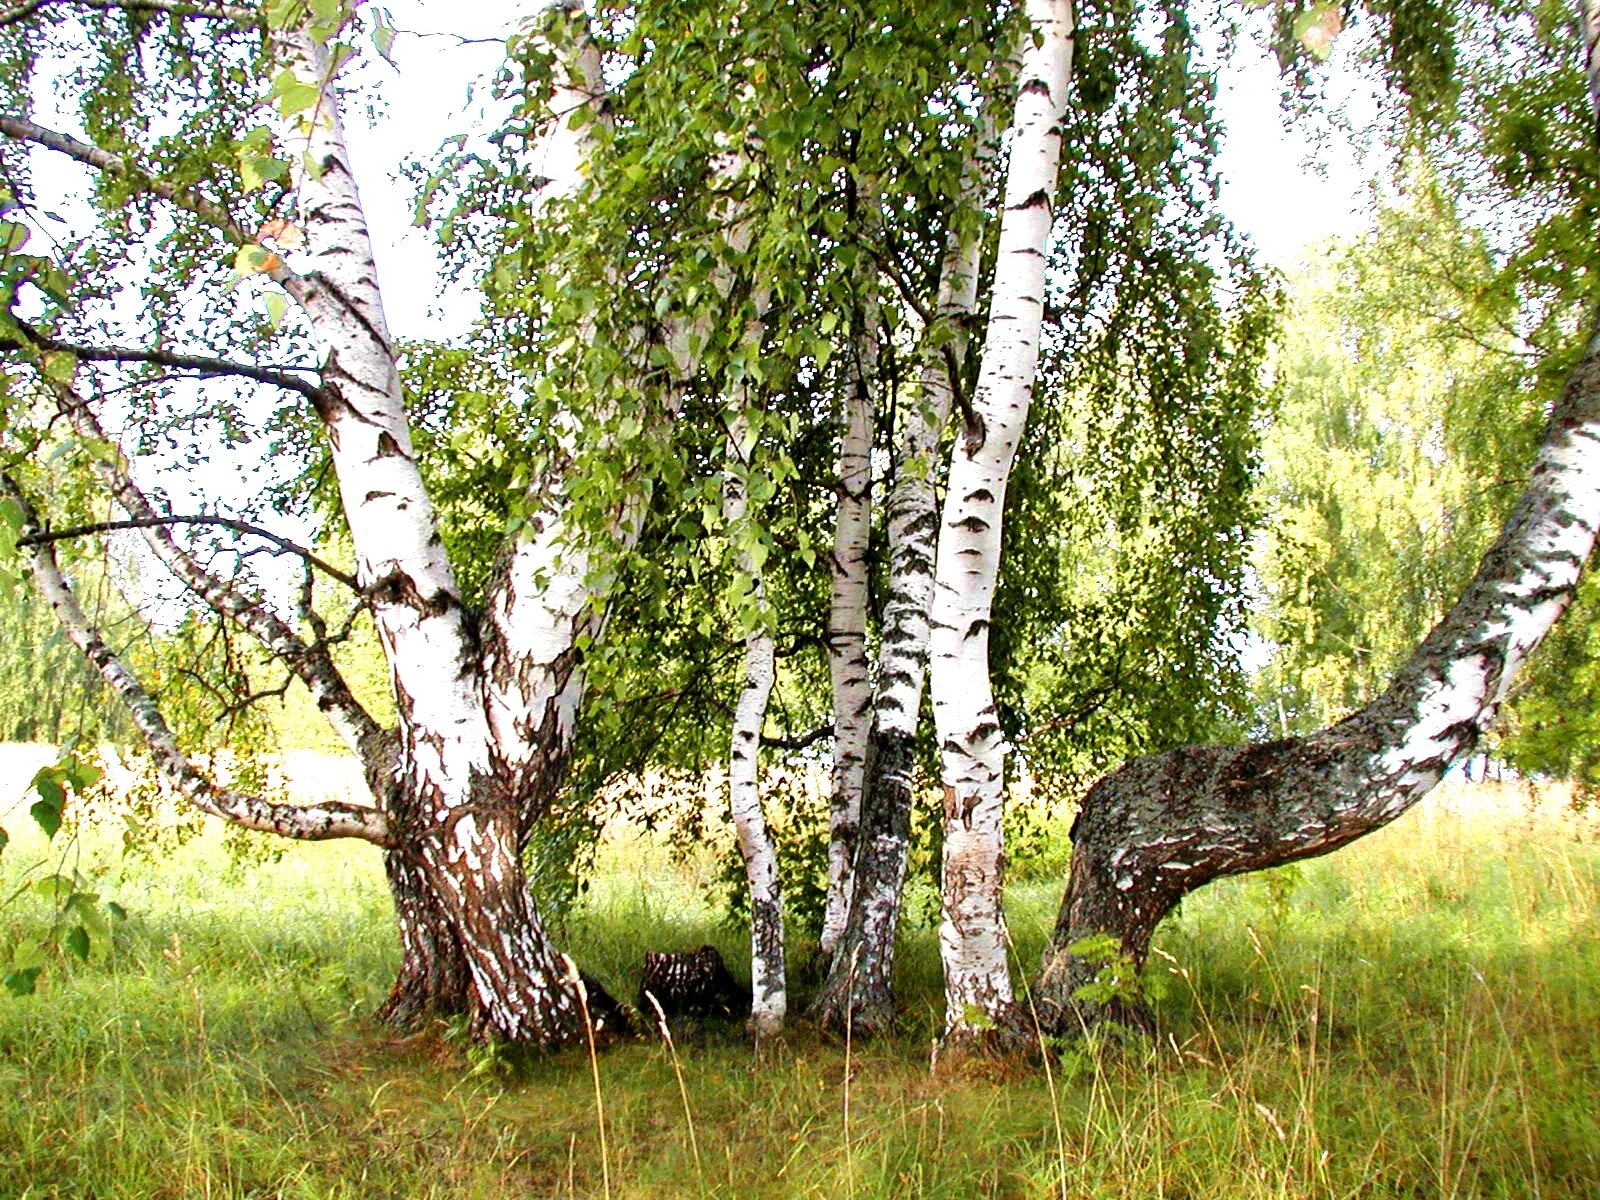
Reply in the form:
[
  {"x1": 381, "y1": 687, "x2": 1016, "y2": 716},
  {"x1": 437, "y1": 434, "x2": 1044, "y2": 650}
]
[
  {"x1": 810, "y1": 209, "x2": 985, "y2": 1035},
  {"x1": 927, "y1": 0, "x2": 1075, "y2": 1044},
  {"x1": 723, "y1": 416, "x2": 786, "y2": 1037},
  {"x1": 480, "y1": 1, "x2": 610, "y2": 818},
  {"x1": 819, "y1": 301, "x2": 878, "y2": 963},
  {"x1": 1035, "y1": 3, "x2": 1600, "y2": 1038},
  {"x1": 1036, "y1": 315, "x2": 1600, "y2": 1034}
]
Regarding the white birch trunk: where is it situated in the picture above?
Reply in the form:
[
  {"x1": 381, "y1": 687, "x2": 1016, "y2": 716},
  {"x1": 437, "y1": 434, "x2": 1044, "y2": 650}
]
[
  {"x1": 276, "y1": 30, "x2": 489, "y2": 802},
  {"x1": 927, "y1": 0, "x2": 1075, "y2": 1040},
  {"x1": 723, "y1": 415, "x2": 786, "y2": 1037},
  {"x1": 819, "y1": 302, "x2": 878, "y2": 961}
]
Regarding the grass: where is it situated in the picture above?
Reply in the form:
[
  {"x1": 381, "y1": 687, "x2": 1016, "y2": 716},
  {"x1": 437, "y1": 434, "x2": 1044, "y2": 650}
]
[{"x1": 1, "y1": 779, "x2": 1597, "y2": 1198}]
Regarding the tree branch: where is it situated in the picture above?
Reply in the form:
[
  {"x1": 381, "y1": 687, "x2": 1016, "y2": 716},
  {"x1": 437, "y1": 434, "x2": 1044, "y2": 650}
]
[
  {"x1": 765, "y1": 724, "x2": 834, "y2": 752},
  {"x1": 0, "y1": 114, "x2": 266, "y2": 255},
  {"x1": 2, "y1": 473, "x2": 391, "y2": 846},
  {"x1": 38, "y1": 384, "x2": 387, "y2": 763},
  {"x1": 0, "y1": 0, "x2": 255, "y2": 27},
  {"x1": 12, "y1": 322, "x2": 330, "y2": 407},
  {"x1": 18, "y1": 514, "x2": 361, "y2": 592}
]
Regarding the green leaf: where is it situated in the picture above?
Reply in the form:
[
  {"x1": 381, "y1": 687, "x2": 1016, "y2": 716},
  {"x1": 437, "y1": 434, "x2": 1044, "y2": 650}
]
[
  {"x1": 263, "y1": 291, "x2": 289, "y2": 331},
  {"x1": 29, "y1": 798, "x2": 61, "y2": 840},
  {"x1": 0, "y1": 220, "x2": 28, "y2": 252},
  {"x1": 63, "y1": 760, "x2": 100, "y2": 792},
  {"x1": 234, "y1": 244, "x2": 282, "y2": 278},
  {"x1": 0, "y1": 826, "x2": 8, "y2": 856},
  {"x1": 269, "y1": 69, "x2": 321, "y2": 119},
  {"x1": 2, "y1": 967, "x2": 40, "y2": 997},
  {"x1": 34, "y1": 874, "x2": 72, "y2": 903},
  {"x1": 264, "y1": 0, "x2": 304, "y2": 30},
  {"x1": 42, "y1": 351, "x2": 76, "y2": 384},
  {"x1": 106, "y1": 901, "x2": 127, "y2": 922},
  {"x1": 64, "y1": 925, "x2": 89, "y2": 962},
  {"x1": 372, "y1": 20, "x2": 397, "y2": 64},
  {"x1": 240, "y1": 154, "x2": 289, "y2": 193}
]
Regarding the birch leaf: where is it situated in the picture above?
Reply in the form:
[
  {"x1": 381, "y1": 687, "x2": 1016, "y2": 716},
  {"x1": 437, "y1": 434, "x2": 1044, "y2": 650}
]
[
  {"x1": 42, "y1": 351, "x2": 76, "y2": 384},
  {"x1": 234, "y1": 244, "x2": 283, "y2": 278},
  {"x1": 263, "y1": 290, "x2": 289, "y2": 331},
  {"x1": 63, "y1": 925, "x2": 89, "y2": 962}
]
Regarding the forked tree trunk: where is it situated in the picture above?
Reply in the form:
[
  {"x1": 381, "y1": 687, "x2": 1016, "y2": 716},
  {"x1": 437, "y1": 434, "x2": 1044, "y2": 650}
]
[
  {"x1": 276, "y1": 20, "x2": 601, "y2": 1047},
  {"x1": 927, "y1": 0, "x2": 1075, "y2": 1044},
  {"x1": 1036, "y1": 308, "x2": 1600, "y2": 1034},
  {"x1": 810, "y1": 202, "x2": 985, "y2": 1036}
]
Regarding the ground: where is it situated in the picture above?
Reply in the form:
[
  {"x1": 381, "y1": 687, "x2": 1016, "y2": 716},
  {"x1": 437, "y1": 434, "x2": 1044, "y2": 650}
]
[{"x1": 1, "y1": 756, "x2": 1597, "y2": 1199}]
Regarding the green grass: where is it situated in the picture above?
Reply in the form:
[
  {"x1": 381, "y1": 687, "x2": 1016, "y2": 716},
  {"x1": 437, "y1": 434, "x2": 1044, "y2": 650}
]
[{"x1": 2, "y1": 782, "x2": 1597, "y2": 1198}]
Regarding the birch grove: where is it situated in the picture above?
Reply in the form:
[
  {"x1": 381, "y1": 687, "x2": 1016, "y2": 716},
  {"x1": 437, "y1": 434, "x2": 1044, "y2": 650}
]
[{"x1": 2, "y1": 0, "x2": 1597, "y2": 1061}]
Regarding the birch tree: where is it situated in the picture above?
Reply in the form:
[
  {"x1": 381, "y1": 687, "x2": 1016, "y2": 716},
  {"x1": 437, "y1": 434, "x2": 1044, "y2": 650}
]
[
  {"x1": 1036, "y1": 0, "x2": 1600, "y2": 1034},
  {"x1": 926, "y1": 0, "x2": 1075, "y2": 1043},
  {"x1": 0, "y1": 0, "x2": 685, "y2": 1046}
]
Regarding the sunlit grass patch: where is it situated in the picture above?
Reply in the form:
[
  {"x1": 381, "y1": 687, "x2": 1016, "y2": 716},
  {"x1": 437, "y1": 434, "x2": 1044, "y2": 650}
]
[{"x1": 1, "y1": 777, "x2": 1596, "y2": 1197}]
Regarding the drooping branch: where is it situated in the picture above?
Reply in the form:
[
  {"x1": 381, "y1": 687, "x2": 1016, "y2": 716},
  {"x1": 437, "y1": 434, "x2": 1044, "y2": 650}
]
[
  {"x1": 2, "y1": 473, "x2": 392, "y2": 846},
  {"x1": 41, "y1": 384, "x2": 384, "y2": 762}
]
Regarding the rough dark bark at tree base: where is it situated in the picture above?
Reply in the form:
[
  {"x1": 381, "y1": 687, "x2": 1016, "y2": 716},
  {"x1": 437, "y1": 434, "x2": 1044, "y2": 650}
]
[
  {"x1": 809, "y1": 729, "x2": 915, "y2": 1037},
  {"x1": 375, "y1": 850, "x2": 471, "y2": 1030}
]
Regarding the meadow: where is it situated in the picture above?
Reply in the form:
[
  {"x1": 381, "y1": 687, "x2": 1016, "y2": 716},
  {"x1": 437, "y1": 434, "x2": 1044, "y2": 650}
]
[{"x1": 1, "y1": 767, "x2": 1597, "y2": 1199}]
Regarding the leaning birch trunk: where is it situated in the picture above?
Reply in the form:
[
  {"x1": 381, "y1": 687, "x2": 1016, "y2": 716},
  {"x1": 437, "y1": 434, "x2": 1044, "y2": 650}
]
[
  {"x1": 723, "y1": 415, "x2": 786, "y2": 1037},
  {"x1": 926, "y1": 0, "x2": 1075, "y2": 1044},
  {"x1": 479, "y1": 1, "x2": 613, "y2": 820},
  {"x1": 810, "y1": 210, "x2": 985, "y2": 1035},
  {"x1": 1034, "y1": 0, "x2": 1600, "y2": 1038},
  {"x1": 818, "y1": 298, "x2": 879, "y2": 963}
]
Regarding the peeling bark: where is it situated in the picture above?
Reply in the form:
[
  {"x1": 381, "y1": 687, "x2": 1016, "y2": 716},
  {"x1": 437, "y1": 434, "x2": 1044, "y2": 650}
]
[
  {"x1": 376, "y1": 850, "x2": 471, "y2": 1029},
  {"x1": 927, "y1": 0, "x2": 1075, "y2": 1043},
  {"x1": 1036, "y1": 306, "x2": 1600, "y2": 1035}
]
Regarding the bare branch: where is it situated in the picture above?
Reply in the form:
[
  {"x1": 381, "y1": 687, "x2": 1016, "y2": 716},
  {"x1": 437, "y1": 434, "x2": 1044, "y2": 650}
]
[
  {"x1": 40, "y1": 384, "x2": 387, "y2": 762},
  {"x1": 0, "y1": 0, "x2": 255, "y2": 27},
  {"x1": 765, "y1": 724, "x2": 833, "y2": 752},
  {"x1": 18, "y1": 514, "x2": 361, "y2": 592},
  {"x1": 2, "y1": 473, "x2": 392, "y2": 846},
  {"x1": 11, "y1": 322, "x2": 329, "y2": 407}
]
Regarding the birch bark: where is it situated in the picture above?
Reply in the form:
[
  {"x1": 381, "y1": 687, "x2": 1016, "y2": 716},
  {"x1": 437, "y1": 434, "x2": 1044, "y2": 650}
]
[
  {"x1": 927, "y1": 0, "x2": 1075, "y2": 1042},
  {"x1": 271, "y1": 19, "x2": 599, "y2": 1045},
  {"x1": 811, "y1": 206, "x2": 985, "y2": 1034},
  {"x1": 819, "y1": 299, "x2": 878, "y2": 963},
  {"x1": 723, "y1": 415, "x2": 786, "y2": 1037},
  {"x1": 1036, "y1": 9, "x2": 1600, "y2": 1033}
]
